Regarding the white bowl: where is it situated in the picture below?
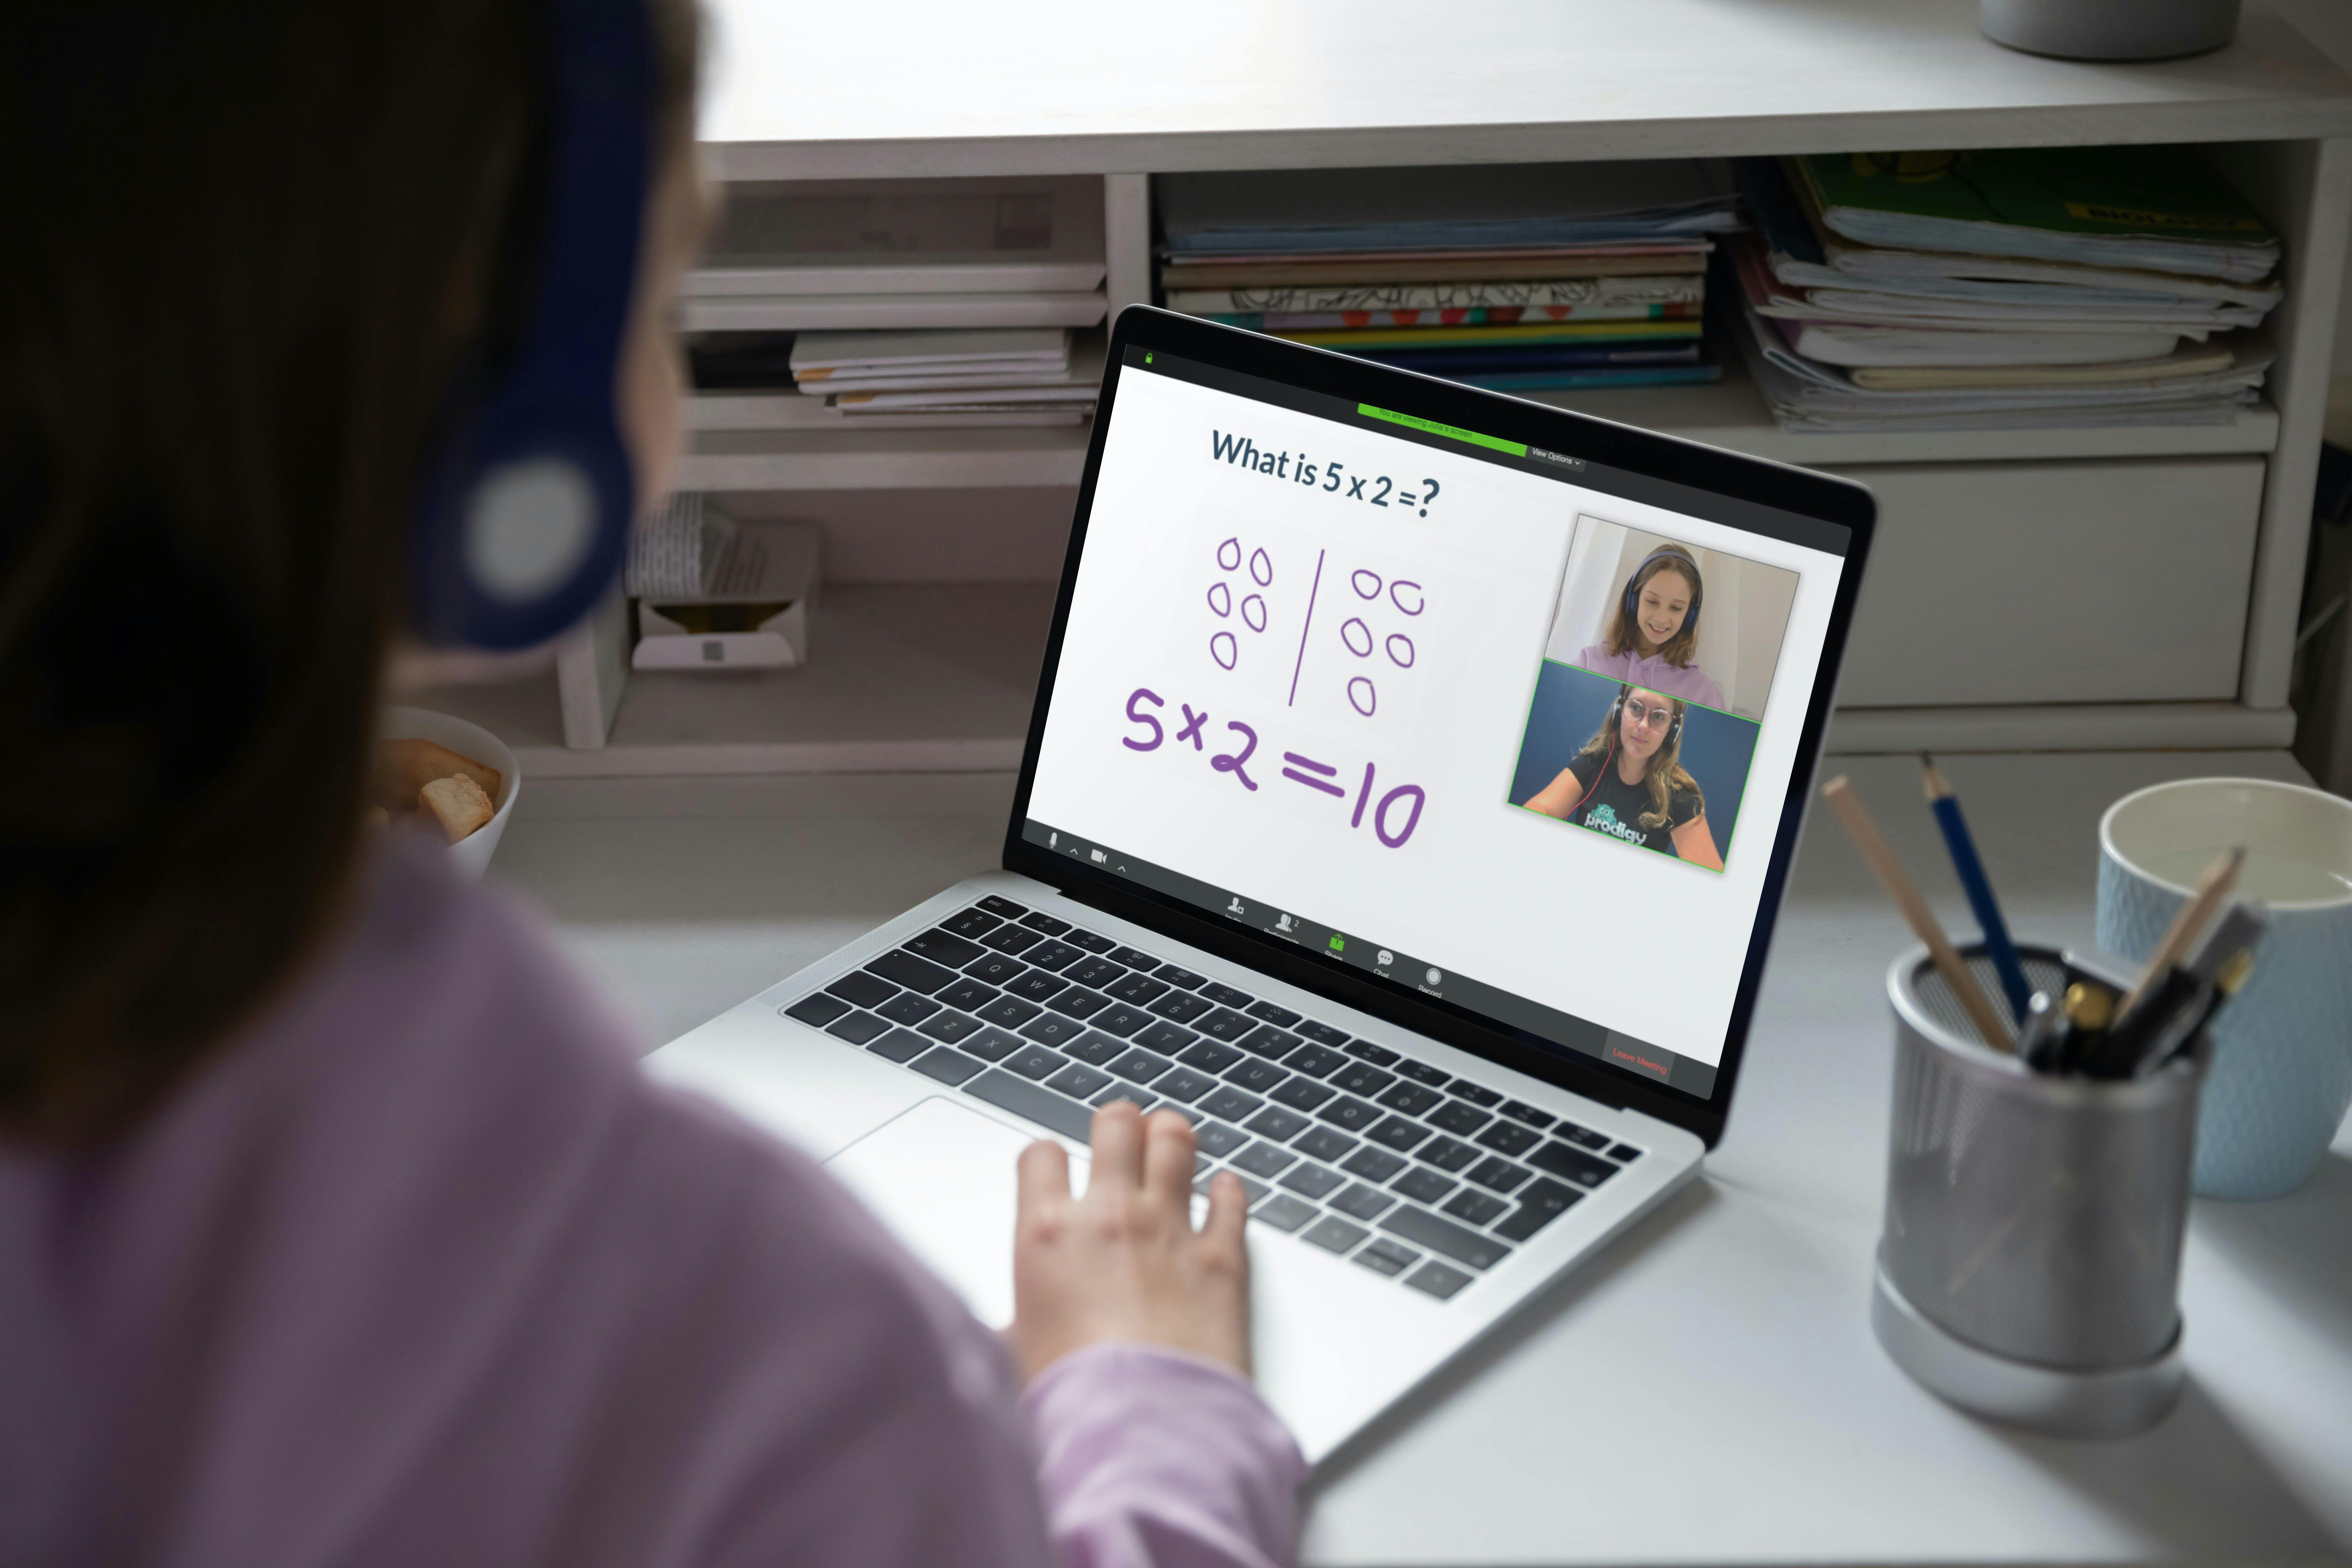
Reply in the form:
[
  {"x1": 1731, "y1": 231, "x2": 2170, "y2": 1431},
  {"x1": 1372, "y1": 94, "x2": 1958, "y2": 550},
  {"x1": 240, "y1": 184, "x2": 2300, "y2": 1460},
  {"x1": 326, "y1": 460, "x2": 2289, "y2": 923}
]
[{"x1": 378, "y1": 705, "x2": 521, "y2": 881}]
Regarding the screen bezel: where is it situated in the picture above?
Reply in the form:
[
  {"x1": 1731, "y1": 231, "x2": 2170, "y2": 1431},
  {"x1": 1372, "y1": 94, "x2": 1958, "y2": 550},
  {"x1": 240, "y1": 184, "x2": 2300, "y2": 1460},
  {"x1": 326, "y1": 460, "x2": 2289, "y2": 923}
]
[{"x1": 1002, "y1": 306, "x2": 1876, "y2": 1148}]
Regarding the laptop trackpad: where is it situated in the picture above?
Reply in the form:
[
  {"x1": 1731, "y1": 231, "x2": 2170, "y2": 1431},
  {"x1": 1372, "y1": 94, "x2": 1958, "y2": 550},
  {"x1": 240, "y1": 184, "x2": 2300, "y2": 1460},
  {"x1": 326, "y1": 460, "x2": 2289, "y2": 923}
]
[{"x1": 824, "y1": 1095, "x2": 1064, "y2": 1330}]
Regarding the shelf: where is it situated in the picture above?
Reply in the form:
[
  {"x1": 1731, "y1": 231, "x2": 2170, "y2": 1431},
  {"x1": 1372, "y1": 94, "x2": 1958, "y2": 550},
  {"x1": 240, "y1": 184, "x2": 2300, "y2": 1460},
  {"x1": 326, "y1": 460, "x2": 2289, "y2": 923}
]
[
  {"x1": 673, "y1": 425, "x2": 1090, "y2": 491},
  {"x1": 666, "y1": 357, "x2": 2278, "y2": 495},
  {"x1": 1827, "y1": 700, "x2": 2296, "y2": 754},
  {"x1": 701, "y1": 1, "x2": 2352, "y2": 180},
  {"x1": 407, "y1": 583, "x2": 1057, "y2": 777},
  {"x1": 1521, "y1": 356, "x2": 2281, "y2": 467},
  {"x1": 402, "y1": 580, "x2": 2298, "y2": 782}
]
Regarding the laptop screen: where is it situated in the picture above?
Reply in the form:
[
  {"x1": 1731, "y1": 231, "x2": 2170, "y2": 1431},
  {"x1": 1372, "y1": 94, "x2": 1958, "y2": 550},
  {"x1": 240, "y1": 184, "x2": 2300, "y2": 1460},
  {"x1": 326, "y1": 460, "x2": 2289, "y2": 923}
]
[{"x1": 1020, "y1": 332, "x2": 1856, "y2": 1104}]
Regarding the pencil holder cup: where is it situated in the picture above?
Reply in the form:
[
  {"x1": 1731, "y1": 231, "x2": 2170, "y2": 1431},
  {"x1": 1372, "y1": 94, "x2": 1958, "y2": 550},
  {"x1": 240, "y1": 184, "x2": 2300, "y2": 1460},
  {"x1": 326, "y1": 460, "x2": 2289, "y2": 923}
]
[{"x1": 1872, "y1": 943, "x2": 2203, "y2": 1440}]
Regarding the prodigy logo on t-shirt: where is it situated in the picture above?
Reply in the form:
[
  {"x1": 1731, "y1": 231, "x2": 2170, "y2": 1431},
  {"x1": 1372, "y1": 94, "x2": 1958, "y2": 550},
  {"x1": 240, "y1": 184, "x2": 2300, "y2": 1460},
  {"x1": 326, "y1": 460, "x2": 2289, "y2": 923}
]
[{"x1": 1580, "y1": 803, "x2": 1647, "y2": 847}]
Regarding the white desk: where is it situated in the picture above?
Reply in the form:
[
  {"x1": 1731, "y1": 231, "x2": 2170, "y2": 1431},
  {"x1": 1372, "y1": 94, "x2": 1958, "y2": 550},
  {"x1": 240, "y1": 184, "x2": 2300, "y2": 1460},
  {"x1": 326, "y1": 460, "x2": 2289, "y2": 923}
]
[{"x1": 491, "y1": 748, "x2": 2352, "y2": 1563}]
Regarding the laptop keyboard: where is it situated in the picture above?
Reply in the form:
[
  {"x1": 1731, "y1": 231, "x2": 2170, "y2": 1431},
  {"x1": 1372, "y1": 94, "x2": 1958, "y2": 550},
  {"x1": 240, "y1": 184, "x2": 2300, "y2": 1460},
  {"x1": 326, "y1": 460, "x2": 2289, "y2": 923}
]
[{"x1": 780, "y1": 895, "x2": 1646, "y2": 1303}]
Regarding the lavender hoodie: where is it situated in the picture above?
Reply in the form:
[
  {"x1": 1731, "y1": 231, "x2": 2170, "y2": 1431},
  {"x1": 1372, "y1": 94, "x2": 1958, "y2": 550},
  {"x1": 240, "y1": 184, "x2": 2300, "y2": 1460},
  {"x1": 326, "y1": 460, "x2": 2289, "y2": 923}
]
[
  {"x1": 0, "y1": 838, "x2": 1305, "y2": 1567},
  {"x1": 1573, "y1": 645, "x2": 1727, "y2": 712}
]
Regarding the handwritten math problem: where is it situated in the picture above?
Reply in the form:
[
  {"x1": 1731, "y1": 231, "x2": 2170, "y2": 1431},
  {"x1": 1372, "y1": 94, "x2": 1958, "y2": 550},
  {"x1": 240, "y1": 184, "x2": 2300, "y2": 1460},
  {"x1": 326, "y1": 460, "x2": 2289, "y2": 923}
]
[
  {"x1": 1122, "y1": 687, "x2": 1428, "y2": 848},
  {"x1": 1202, "y1": 536, "x2": 1427, "y2": 722}
]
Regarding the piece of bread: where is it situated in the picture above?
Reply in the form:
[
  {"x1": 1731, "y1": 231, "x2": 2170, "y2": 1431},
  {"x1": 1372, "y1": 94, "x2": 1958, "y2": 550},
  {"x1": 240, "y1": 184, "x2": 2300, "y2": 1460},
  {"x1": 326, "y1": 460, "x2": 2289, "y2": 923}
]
[
  {"x1": 377, "y1": 738, "x2": 502, "y2": 812},
  {"x1": 418, "y1": 774, "x2": 495, "y2": 844}
]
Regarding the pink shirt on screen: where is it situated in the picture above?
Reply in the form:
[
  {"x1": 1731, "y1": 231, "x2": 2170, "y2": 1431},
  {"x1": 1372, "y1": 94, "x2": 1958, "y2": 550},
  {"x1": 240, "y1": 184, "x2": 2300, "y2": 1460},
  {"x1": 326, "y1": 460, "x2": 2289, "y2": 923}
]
[
  {"x1": 0, "y1": 837, "x2": 1305, "y2": 1568},
  {"x1": 1574, "y1": 644, "x2": 1727, "y2": 711}
]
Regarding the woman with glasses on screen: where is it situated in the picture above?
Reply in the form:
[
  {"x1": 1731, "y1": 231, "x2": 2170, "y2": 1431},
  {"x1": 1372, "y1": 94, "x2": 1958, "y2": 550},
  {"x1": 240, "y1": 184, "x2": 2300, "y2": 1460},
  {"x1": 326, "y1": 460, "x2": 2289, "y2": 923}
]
[{"x1": 1521, "y1": 686, "x2": 1725, "y2": 870}]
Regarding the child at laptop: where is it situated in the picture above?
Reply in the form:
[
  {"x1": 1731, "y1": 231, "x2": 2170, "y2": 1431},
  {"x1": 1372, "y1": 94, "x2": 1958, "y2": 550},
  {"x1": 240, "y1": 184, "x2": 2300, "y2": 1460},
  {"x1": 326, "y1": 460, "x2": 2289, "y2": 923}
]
[{"x1": 0, "y1": 4, "x2": 1301, "y2": 1563}]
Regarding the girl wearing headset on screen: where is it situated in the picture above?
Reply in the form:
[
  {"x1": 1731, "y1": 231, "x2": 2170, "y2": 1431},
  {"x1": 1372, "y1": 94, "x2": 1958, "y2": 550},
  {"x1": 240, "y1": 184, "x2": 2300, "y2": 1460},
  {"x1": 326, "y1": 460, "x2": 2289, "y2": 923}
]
[
  {"x1": 1522, "y1": 686, "x2": 1727, "y2": 870},
  {"x1": 0, "y1": 3, "x2": 1297, "y2": 1564},
  {"x1": 1574, "y1": 544, "x2": 1729, "y2": 711}
]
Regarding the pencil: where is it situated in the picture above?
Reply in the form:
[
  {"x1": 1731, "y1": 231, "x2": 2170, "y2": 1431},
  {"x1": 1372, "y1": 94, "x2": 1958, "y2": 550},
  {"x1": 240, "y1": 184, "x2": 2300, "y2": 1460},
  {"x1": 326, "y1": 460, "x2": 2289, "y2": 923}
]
[
  {"x1": 1822, "y1": 775, "x2": 2014, "y2": 1050},
  {"x1": 2117, "y1": 847, "x2": 2245, "y2": 1018},
  {"x1": 1921, "y1": 755, "x2": 2032, "y2": 1025}
]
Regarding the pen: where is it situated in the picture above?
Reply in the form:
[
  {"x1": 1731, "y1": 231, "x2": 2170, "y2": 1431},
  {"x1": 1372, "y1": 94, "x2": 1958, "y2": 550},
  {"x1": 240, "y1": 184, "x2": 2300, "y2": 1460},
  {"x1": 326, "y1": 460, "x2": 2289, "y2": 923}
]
[
  {"x1": 2188, "y1": 902, "x2": 2267, "y2": 985},
  {"x1": 2084, "y1": 966, "x2": 2200, "y2": 1079},
  {"x1": 1921, "y1": 755, "x2": 2032, "y2": 1025},
  {"x1": 2050, "y1": 981, "x2": 2114, "y2": 1075},
  {"x1": 2015, "y1": 989, "x2": 2061, "y2": 1073},
  {"x1": 1822, "y1": 775, "x2": 2014, "y2": 1050},
  {"x1": 2132, "y1": 948, "x2": 2254, "y2": 1078},
  {"x1": 2117, "y1": 847, "x2": 2244, "y2": 1019}
]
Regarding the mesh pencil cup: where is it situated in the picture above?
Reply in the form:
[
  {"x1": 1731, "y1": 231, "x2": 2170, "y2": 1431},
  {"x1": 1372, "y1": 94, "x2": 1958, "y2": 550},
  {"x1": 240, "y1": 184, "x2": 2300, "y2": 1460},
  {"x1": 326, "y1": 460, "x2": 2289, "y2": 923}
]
[{"x1": 1871, "y1": 943, "x2": 2204, "y2": 1439}]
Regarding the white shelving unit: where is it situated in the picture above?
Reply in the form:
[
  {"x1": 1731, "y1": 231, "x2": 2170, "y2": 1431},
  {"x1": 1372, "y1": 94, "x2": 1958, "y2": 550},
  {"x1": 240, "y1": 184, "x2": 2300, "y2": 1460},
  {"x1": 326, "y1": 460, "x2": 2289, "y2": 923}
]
[
  {"x1": 415, "y1": 583, "x2": 1055, "y2": 776},
  {"x1": 483, "y1": 0, "x2": 2352, "y2": 775},
  {"x1": 674, "y1": 424, "x2": 1091, "y2": 492}
]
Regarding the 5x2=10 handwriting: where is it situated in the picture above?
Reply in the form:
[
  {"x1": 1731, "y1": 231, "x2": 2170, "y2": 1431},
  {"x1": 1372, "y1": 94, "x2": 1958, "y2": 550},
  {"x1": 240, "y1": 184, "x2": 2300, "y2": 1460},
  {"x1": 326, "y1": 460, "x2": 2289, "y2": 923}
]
[{"x1": 1121, "y1": 687, "x2": 1428, "y2": 849}]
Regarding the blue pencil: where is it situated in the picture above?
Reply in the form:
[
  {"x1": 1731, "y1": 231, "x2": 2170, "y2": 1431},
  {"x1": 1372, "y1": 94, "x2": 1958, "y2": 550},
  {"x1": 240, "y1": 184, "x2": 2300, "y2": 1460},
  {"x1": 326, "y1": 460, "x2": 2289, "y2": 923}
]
[{"x1": 1922, "y1": 755, "x2": 2032, "y2": 1024}]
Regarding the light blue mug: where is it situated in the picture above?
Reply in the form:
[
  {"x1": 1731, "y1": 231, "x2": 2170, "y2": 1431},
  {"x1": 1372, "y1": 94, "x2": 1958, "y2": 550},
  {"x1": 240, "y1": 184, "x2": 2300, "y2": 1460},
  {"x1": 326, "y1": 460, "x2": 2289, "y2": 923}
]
[{"x1": 2097, "y1": 778, "x2": 2352, "y2": 1200}]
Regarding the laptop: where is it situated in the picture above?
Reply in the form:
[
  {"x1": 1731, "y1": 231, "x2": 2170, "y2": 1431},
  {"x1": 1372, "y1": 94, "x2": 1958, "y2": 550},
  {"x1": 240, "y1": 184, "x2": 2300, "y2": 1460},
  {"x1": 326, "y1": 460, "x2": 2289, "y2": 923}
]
[{"x1": 649, "y1": 306, "x2": 1875, "y2": 1463}]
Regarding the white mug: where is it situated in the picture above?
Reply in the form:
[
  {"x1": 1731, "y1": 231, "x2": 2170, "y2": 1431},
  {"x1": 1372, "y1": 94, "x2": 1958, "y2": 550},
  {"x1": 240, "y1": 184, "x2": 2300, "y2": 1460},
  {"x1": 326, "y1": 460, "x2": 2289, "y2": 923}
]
[{"x1": 2097, "y1": 778, "x2": 2352, "y2": 1200}]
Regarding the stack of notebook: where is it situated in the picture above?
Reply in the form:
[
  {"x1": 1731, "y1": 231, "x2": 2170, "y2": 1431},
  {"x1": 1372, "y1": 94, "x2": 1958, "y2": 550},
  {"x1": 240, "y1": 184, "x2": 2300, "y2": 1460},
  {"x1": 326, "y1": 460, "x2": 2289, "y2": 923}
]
[
  {"x1": 1730, "y1": 150, "x2": 2283, "y2": 434},
  {"x1": 684, "y1": 176, "x2": 1109, "y2": 430},
  {"x1": 1158, "y1": 163, "x2": 1741, "y2": 392},
  {"x1": 783, "y1": 329, "x2": 1104, "y2": 425}
]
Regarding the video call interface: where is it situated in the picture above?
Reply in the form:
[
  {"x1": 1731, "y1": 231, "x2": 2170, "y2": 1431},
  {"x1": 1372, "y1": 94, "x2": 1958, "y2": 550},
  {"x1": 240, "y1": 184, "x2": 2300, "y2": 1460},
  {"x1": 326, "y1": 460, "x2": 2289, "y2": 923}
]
[{"x1": 1024, "y1": 347, "x2": 1850, "y2": 1099}]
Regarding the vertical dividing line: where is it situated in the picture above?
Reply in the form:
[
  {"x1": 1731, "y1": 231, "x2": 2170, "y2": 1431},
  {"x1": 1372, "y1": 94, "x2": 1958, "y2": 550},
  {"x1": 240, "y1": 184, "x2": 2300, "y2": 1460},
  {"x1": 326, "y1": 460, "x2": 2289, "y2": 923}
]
[{"x1": 1289, "y1": 548, "x2": 1325, "y2": 707}]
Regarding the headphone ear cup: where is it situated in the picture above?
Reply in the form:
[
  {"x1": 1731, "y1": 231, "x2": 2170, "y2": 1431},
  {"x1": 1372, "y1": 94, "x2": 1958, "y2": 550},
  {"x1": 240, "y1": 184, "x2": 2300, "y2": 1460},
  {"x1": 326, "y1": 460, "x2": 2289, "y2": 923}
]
[{"x1": 408, "y1": 0, "x2": 650, "y2": 650}]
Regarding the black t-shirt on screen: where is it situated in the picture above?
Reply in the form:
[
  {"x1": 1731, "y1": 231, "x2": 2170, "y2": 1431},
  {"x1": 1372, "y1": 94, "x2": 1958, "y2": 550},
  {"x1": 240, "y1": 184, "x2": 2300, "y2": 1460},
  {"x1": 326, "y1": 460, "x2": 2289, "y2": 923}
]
[{"x1": 1566, "y1": 757, "x2": 1702, "y2": 857}]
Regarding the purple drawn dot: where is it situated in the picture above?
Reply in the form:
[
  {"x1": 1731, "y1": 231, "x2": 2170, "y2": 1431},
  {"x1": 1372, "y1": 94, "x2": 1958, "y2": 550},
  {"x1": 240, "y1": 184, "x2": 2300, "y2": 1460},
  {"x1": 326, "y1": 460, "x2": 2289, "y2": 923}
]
[
  {"x1": 1340, "y1": 617, "x2": 1373, "y2": 657},
  {"x1": 1390, "y1": 581, "x2": 1426, "y2": 616},
  {"x1": 1348, "y1": 677, "x2": 1378, "y2": 716},
  {"x1": 1386, "y1": 634, "x2": 1415, "y2": 668},
  {"x1": 1211, "y1": 631, "x2": 1238, "y2": 669},
  {"x1": 1351, "y1": 569, "x2": 1382, "y2": 599},
  {"x1": 1207, "y1": 581, "x2": 1231, "y2": 617},
  {"x1": 1250, "y1": 548, "x2": 1274, "y2": 587},
  {"x1": 1217, "y1": 537, "x2": 1242, "y2": 571},
  {"x1": 1241, "y1": 594, "x2": 1268, "y2": 633}
]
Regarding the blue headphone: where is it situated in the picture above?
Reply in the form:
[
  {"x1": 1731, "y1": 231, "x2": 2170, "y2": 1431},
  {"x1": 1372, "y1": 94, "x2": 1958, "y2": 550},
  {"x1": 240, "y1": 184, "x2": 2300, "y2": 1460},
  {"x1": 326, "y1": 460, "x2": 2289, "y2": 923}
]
[
  {"x1": 1620, "y1": 547, "x2": 1703, "y2": 647},
  {"x1": 408, "y1": 0, "x2": 652, "y2": 650}
]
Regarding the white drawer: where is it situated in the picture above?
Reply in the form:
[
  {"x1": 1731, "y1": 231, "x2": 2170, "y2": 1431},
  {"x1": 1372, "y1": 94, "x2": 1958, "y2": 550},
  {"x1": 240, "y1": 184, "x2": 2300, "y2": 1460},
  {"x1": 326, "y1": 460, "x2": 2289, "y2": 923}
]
[{"x1": 1826, "y1": 457, "x2": 2263, "y2": 708}]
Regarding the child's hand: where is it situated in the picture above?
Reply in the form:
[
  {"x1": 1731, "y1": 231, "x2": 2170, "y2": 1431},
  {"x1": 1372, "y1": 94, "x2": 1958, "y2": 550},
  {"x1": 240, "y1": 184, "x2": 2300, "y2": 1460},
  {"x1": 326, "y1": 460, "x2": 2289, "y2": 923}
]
[{"x1": 1007, "y1": 1102, "x2": 1252, "y2": 1383}]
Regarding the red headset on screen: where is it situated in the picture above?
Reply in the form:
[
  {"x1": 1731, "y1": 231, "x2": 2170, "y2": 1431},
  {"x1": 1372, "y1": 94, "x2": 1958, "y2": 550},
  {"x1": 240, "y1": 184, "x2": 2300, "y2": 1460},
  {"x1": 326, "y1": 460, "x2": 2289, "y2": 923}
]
[{"x1": 1574, "y1": 684, "x2": 1682, "y2": 828}]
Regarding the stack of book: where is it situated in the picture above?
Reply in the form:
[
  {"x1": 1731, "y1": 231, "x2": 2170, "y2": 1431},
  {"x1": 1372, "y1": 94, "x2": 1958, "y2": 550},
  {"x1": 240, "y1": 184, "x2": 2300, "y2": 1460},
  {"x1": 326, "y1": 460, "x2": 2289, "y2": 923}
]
[
  {"x1": 1730, "y1": 150, "x2": 2283, "y2": 434},
  {"x1": 1158, "y1": 163, "x2": 1741, "y2": 392},
  {"x1": 683, "y1": 176, "x2": 1109, "y2": 431},
  {"x1": 779, "y1": 329, "x2": 1104, "y2": 426}
]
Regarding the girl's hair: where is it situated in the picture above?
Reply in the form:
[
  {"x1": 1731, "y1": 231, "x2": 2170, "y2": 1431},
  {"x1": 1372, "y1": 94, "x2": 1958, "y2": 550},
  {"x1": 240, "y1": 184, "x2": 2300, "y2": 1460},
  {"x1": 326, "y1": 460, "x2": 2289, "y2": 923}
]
[
  {"x1": 1576, "y1": 687, "x2": 1704, "y2": 831},
  {"x1": 1602, "y1": 545, "x2": 1704, "y2": 668},
  {"x1": 0, "y1": 0, "x2": 698, "y2": 1144}
]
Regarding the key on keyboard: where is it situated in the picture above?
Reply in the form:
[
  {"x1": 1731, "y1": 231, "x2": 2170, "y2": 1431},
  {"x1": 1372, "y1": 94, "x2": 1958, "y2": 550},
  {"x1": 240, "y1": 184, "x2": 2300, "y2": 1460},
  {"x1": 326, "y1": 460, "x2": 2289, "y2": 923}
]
[
  {"x1": 963, "y1": 1069, "x2": 1093, "y2": 1141},
  {"x1": 824, "y1": 972, "x2": 897, "y2": 1010},
  {"x1": 784, "y1": 993, "x2": 851, "y2": 1028},
  {"x1": 827, "y1": 1011, "x2": 893, "y2": 1046},
  {"x1": 903, "y1": 928, "x2": 986, "y2": 968}
]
